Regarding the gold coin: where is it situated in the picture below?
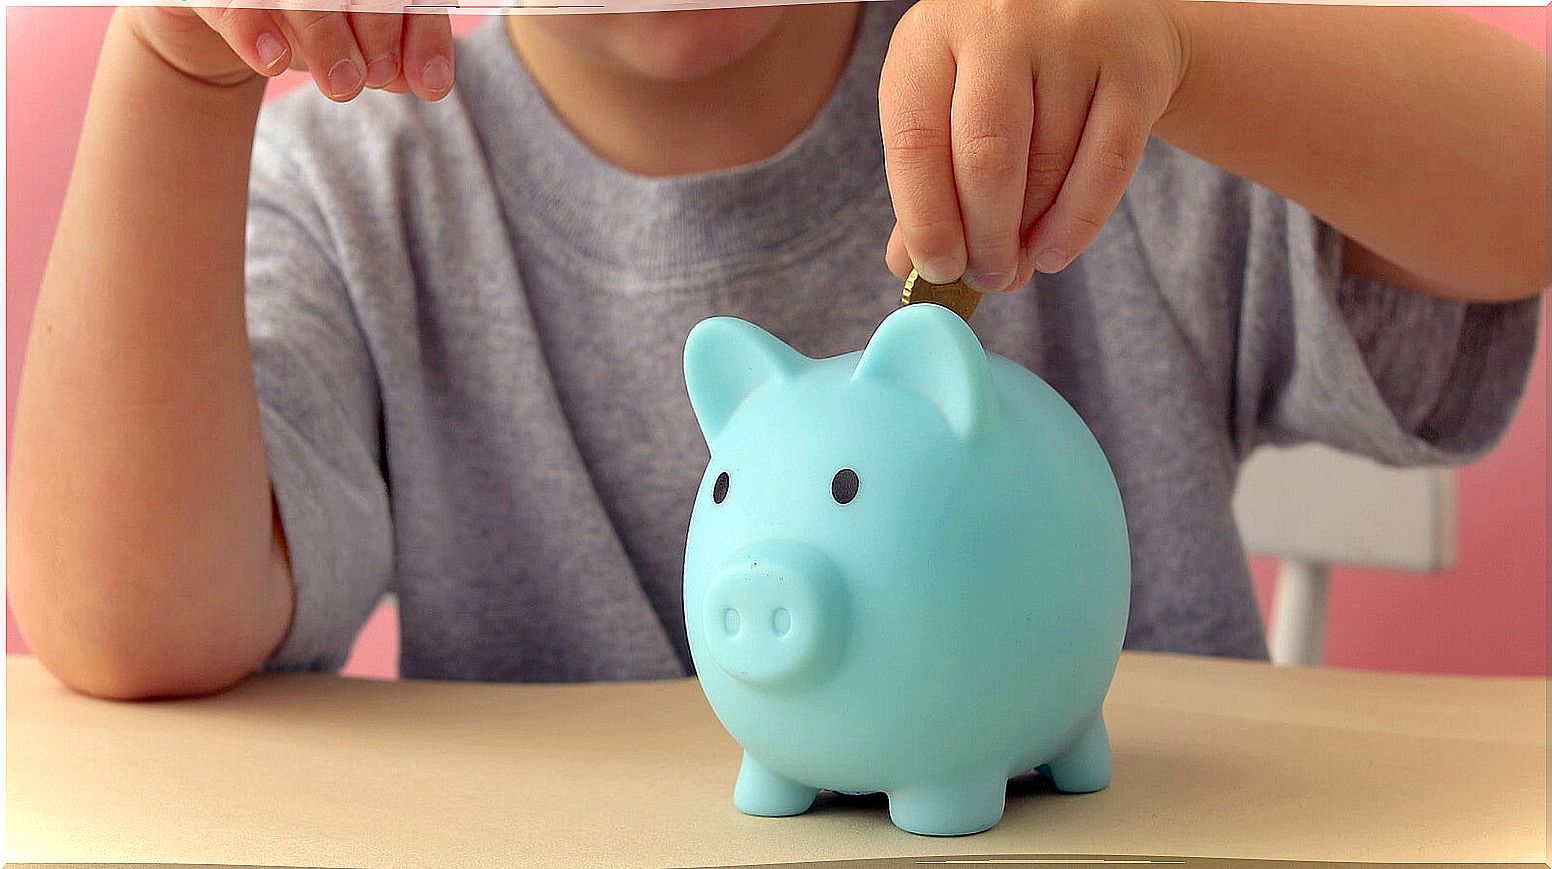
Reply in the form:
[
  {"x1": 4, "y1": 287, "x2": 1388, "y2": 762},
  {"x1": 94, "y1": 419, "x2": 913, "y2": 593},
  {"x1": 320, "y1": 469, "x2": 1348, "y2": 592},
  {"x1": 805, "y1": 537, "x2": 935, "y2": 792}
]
[{"x1": 900, "y1": 269, "x2": 981, "y2": 322}]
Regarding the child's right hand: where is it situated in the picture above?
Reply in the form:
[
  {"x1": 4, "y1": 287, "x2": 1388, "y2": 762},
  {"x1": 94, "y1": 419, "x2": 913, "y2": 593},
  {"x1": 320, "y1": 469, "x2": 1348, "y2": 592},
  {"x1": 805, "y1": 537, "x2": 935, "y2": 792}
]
[{"x1": 126, "y1": 2, "x2": 454, "y2": 102}]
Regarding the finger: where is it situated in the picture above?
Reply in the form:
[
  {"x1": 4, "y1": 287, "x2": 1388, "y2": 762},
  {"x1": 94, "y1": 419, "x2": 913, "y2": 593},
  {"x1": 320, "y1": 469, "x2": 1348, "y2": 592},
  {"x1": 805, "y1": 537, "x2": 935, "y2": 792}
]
[
  {"x1": 275, "y1": 10, "x2": 366, "y2": 101},
  {"x1": 885, "y1": 222, "x2": 913, "y2": 279},
  {"x1": 879, "y1": 9, "x2": 964, "y2": 284},
  {"x1": 348, "y1": 9, "x2": 407, "y2": 89},
  {"x1": 189, "y1": 5, "x2": 291, "y2": 77},
  {"x1": 950, "y1": 47, "x2": 1032, "y2": 292},
  {"x1": 1019, "y1": 67, "x2": 1095, "y2": 258},
  {"x1": 1025, "y1": 80, "x2": 1152, "y2": 274},
  {"x1": 373, "y1": 61, "x2": 414, "y2": 93},
  {"x1": 1005, "y1": 253, "x2": 1038, "y2": 294},
  {"x1": 401, "y1": 11, "x2": 455, "y2": 100}
]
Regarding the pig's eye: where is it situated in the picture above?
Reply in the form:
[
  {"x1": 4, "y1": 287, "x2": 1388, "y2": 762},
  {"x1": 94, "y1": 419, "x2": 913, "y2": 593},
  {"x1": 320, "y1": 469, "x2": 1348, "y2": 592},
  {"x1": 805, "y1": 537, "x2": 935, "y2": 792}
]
[
  {"x1": 712, "y1": 471, "x2": 730, "y2": 504},
  {"x1": 831, "y1": 468, "x2": 860, "y2": 505}
]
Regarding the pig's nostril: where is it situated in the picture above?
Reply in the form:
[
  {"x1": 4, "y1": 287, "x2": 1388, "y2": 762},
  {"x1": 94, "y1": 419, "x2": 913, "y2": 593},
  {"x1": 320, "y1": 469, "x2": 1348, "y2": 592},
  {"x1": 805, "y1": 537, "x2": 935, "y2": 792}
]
[
  {"x1": 723, "y1": 608, "x2": 742, "y2": 637},
  {"x1": 771, "y1": 607, "x2": 792, "y2": 637}
]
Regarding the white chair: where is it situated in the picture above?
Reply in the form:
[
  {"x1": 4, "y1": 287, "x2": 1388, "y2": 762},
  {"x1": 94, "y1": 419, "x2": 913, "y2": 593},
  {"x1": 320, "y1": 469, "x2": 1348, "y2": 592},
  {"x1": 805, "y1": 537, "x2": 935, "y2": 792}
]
[{"x1": 1232, "y1": 444, "x2": 1456, "y2": 666}]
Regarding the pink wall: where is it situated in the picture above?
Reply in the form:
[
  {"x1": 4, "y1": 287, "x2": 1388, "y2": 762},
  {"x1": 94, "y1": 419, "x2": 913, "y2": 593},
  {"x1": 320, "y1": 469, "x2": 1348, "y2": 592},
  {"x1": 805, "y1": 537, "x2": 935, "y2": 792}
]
[{"x1": 6, "y1": 7, "x2": 1546, "y2": 680}]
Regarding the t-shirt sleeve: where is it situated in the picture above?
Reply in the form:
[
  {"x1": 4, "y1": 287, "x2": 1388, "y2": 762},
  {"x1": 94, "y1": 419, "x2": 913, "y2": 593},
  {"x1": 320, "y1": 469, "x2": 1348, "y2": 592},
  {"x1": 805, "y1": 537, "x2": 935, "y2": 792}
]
[
  {"x1": 1126, "y1": 140, "x2": 1541, "y2": 466},
  {"x1": 245, "y1": 117, "x2": 395, "y2": 674}
]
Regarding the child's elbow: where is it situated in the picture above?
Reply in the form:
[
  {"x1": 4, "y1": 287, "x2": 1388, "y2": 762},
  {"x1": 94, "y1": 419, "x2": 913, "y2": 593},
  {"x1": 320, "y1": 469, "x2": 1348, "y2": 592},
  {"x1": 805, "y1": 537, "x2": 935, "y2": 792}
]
[
  {"x1": 45, "y1": 652, "x2": 253, "y2": 702},
  {"x1": 12, "y1": 573, "x2": 266, "y2": 702},
  {"x1": 1455, "y1": 247, "x2": 1548, "y2": 303},
  {"x1": 1488, "y1": 276, "x2": 1547, "y2": 304},
  {"x1": 1497, "y1": 234, "x2": 1551, "y2": 301},
  {"x1": 1518, "y1": 261, "x2": 1551, "y2": 301},
  {"x1": 1458, "y1": 276, "x2": 1547, "y2": 304},
  {"x1": 32, "y1": 633, "x2": 257, "y2": 701},
  {"x1": 1483, "y1": 250, "x2": 1550, "y2": 302}
]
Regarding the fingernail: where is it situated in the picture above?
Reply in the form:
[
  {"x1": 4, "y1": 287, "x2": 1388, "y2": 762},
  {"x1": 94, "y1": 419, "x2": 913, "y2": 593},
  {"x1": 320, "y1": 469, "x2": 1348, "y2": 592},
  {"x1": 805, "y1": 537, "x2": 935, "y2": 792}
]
[
  {"x1": 365, "y1": 55, "x2": 398, "y2": 88},
  {"x1": 918, "y1": 259, "x2": 960, "y2": 284},
  {"x1": 255, "y1": 33, "x2": 287, "y2": 71},
  {"x1": 965, "y1": 269, "x2": 1011, "y2": 292},
  {"x1": 326, "y1": 59, "x2": 362, "y2": 99},
  {"x1": 422, "y1": 56, "x2": 453, "y2": 94},
  {"x1": 1033, "y1": 248, "x2": 1068, "y2": 274}
]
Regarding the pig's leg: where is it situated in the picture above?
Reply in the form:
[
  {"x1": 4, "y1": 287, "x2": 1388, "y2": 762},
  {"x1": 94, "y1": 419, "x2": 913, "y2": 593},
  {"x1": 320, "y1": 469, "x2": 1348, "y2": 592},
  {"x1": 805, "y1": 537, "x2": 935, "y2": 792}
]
[
  {"x1": 1041, "y1": 715, "x2": 1111, "y2": 793},
  {"x1": 886, "y1": 774, "x2": 1007, "y2": 836},
  {"x1": 733, "y1": 752, "x2": 818, "y2": 817}
]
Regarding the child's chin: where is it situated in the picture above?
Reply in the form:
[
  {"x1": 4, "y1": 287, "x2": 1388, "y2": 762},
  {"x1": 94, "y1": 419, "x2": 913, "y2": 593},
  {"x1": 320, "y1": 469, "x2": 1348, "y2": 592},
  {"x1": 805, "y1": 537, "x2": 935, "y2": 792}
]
[{"x1": 613, "y1": 7, "x2": 787, "y2": 82}]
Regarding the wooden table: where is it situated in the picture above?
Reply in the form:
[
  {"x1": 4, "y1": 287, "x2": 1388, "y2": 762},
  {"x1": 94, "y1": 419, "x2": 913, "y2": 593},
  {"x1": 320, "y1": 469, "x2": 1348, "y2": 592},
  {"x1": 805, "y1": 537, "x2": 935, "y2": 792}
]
[{"x1": 6, "y1": 653, "x2": 1545, "y2": 867}]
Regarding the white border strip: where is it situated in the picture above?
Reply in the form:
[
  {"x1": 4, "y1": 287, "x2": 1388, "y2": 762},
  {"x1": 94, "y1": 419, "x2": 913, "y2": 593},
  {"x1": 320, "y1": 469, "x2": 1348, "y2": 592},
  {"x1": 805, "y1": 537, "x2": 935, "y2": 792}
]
[{"x1": 0, "y1": 0, "x2": 1544, "y2": 12}]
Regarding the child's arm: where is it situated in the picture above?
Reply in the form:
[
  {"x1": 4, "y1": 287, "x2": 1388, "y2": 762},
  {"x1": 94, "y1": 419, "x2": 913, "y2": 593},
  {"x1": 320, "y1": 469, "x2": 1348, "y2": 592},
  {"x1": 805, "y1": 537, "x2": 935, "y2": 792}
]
[
  {"x1": 8, "y1": 14, "x2": 285, "y2": 700},
  {"x1": 879, "y1": 1, "x2": 1545, "y2": 302},
  {"x1": 1154, "y1": 3, "x2": 1545, "y2": 302},
  {"x1": 7, "y1": 8, "x2": 449, "y2": 699}
]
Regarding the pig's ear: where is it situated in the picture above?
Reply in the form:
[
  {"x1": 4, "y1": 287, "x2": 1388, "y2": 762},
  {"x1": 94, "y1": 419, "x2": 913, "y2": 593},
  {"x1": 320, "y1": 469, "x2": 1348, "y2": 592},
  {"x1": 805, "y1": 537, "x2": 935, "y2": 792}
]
[
  {"x1": 852, "y1": 304, "x2": 996, "y2": 439},
  {"x1": 684, "y1": 317, "x2": 808, "y2": 439}
]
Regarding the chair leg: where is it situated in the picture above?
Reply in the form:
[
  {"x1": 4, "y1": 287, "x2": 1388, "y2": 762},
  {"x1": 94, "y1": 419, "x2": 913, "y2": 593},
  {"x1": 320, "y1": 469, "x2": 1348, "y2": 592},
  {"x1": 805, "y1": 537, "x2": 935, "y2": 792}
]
[{"x1": 1270, "y1": 559, "x2": 1329, "y2": 667}]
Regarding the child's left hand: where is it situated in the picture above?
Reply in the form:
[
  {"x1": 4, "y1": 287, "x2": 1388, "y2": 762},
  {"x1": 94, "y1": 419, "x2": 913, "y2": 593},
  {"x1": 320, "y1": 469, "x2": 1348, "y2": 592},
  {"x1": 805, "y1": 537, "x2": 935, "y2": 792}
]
[{"x1": 879, "y1": 0, "x2": 1188, "y2": 292}]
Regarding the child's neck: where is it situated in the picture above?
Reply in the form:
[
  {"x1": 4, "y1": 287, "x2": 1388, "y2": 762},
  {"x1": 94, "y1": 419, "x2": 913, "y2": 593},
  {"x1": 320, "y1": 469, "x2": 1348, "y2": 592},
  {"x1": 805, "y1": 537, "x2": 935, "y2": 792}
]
[{"x1": 507, "y1": 6, "x2": 861, "y2": 178}]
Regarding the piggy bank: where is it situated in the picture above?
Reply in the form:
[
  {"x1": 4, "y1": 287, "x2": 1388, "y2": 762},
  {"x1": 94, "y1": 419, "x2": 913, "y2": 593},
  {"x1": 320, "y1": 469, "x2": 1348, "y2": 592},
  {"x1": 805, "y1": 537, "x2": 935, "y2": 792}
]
[{"x1": 681, "y1": 302, "x2": 1130, "y2": 837}]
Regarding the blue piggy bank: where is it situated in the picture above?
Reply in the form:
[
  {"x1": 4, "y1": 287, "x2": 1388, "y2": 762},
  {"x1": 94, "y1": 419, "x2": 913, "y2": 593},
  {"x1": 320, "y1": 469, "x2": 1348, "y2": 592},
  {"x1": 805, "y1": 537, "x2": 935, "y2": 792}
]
[{"x1": 682, "y1": 303, "x2": 1130, "y2": 837}]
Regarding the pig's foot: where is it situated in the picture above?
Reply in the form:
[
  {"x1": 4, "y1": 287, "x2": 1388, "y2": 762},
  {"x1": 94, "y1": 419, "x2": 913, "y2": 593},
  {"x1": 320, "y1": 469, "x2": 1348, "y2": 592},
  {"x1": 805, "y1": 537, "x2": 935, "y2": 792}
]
[
  {"x1": 886, "y1": 775, "x2": 1007, "y2": 836},
  {"x1": 1040, "y1": 715, "x2": 1112, "y2": 793},
  {"x1": 733, "y1": 752, "x2": 818, "y2": 817}
]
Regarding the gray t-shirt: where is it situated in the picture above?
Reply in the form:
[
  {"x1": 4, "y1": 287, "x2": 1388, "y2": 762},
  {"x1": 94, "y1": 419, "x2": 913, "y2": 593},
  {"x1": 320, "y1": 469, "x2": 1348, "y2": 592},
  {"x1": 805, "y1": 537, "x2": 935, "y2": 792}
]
[{"x1": 247, "y1": 5, "x2": 1539, "y2": 680}]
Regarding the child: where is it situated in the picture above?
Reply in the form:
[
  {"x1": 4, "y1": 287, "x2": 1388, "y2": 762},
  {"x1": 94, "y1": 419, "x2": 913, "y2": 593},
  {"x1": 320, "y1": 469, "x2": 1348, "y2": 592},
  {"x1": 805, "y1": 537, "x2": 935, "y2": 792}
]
[{"x1": 9, "y1": 0, "x2": 1543, "y2": 697}]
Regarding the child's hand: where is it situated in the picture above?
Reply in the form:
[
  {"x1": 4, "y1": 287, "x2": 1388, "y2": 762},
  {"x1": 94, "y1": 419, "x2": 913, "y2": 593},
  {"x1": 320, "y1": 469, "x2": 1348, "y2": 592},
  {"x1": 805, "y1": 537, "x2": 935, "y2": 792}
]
[
  {"x1": 126, "y1": 2, "x2": 454, "y2": 101},
  {"x1": 879, "y1": 0, "x2": 1187, "y2": 291}
]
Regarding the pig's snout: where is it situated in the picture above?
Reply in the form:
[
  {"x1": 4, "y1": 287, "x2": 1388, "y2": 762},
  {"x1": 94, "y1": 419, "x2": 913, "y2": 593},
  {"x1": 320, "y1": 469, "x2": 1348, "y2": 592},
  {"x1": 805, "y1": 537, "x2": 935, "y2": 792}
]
[{"x1": 701, "y1": 543, "x2": 847, "y2": 688}]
